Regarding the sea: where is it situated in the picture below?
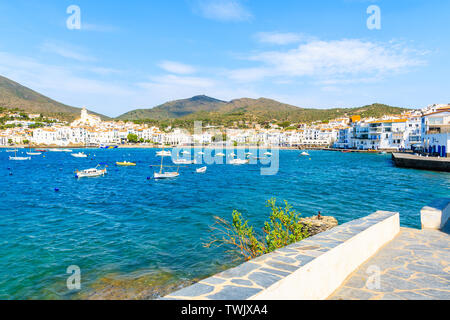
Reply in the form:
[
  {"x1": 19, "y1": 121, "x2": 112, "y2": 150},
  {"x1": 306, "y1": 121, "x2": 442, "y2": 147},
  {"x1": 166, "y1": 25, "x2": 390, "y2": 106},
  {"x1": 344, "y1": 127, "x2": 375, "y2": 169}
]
[{"x1": 0, "y1": 148, "x2": 449, "y2": 299}]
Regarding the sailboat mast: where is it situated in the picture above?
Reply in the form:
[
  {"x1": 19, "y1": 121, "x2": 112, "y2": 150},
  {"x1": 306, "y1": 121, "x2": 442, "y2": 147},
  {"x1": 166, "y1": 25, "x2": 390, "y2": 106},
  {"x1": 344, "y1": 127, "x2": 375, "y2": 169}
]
[{"x1": 160, "y1": 145, "x2": 164, "y2": 174}]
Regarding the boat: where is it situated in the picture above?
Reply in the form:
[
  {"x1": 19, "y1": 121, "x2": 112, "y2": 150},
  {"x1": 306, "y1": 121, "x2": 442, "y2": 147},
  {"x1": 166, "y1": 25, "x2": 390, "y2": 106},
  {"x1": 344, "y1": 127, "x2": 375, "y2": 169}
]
[
  {"x1": 71, "y1": 152, "x2": 88, "y2": 158},
  {"x1": 229, "y1": 158, "x2": 249, "y2": 165},
  {"x1": 197, "y1": 152, "x2": 205, "y2": 155},
  {"x1": 62, "y1": 149, "x2": 73, "y2": 153},
  {"x1": 6, "y1": 149, "x2": 18, "y2": 153},
  {"x1": 196, "y1": 166, "x2": 207, "y2": 173},
  {"x1": 301, "y1": 152, "x2": 310, "y2": 156},
  {"x1": 154, "y1": 171, "x2": 180, "y2": 179},
  {"x1": 156, "y1": 150, "x2": 172, "y2": 157},
  {"x1": 75, "y1": 165, "x2": 107, "y2": 178},
  {"x1": 36, "y1": 149, "x2": 47, "y2": 152},
  {"x1": 116, "y1": 161, "x2": 136, "y2": 166},
  {"x1": 49, "y1": 148, "x2": 64, "y2": 152},
  {"x1": 26, "y1": 145, "x2": 41, "y2": 156},
  {"x1": 100, "y1": 144, "x2": 119, "y2": 149},
  {"x1": 9, "y1": 150, "x2": 31, "y2": 161},
  {"x1": 216, "y1": 152, "x2": 226, "y2": 157},
  {"x1": 181, "y1": 151, "x2": 191, "y2": 155},
  {"x1": 153, "y1": 147, "x2": 180, "y2": 179},
  {"x1": 379, "y1": 151, "x2": 387, "y2": 155},
  {"x1": 173, "y1": 158, "x2": 196, "y2": 165},
  {"x1": 264, "y1": 152, "x2": 272, "y2": 156}
]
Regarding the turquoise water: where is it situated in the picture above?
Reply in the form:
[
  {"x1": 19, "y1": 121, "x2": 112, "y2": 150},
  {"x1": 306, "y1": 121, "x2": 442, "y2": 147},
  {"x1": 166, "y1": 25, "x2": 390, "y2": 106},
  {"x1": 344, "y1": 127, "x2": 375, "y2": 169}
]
[{"x1": 0, "y1": 149, "x2": 449, "y2": 299}]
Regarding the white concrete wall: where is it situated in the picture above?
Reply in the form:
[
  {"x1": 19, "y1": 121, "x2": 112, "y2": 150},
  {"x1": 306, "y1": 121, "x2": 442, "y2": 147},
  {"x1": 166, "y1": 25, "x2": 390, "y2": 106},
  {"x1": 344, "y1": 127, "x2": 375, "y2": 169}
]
[
  {"x1": 421, "y1": 198, "x2": 450, "y2": 230},
  {"x1": 251, "y1": 212, "x2": 400, "y2": 300}
]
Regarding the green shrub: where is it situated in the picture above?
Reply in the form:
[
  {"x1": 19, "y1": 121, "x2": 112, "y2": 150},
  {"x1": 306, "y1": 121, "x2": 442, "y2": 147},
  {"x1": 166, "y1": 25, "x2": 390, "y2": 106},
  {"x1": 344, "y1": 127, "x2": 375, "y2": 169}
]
[{"x1": 205, "y1": 198, "x2": 309, "y2": 261}]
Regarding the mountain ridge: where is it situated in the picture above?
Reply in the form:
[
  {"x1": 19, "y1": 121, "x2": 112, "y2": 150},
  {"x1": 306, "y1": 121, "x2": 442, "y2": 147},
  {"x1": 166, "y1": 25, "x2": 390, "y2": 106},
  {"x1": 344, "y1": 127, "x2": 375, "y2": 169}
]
[
  {"x1": 0, "y1": 75, "x2": 109, "y2": 121},
  {"x1": 117, "y1": 95, "x2": 409, "y2": 125}
]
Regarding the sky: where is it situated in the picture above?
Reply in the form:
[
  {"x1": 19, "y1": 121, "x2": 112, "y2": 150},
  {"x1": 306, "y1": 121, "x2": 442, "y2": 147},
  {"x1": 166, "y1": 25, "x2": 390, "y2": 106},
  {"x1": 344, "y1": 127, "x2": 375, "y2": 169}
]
[{"x1": 0, "y1": 0, "x2": 449, "y2": 117}]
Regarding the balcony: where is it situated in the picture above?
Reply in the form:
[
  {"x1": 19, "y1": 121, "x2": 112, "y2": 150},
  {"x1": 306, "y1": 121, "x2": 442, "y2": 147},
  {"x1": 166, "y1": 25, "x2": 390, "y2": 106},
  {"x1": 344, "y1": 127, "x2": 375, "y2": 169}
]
[{"x1": 427, "y1": 125, "x2": 450, "y2": 135}]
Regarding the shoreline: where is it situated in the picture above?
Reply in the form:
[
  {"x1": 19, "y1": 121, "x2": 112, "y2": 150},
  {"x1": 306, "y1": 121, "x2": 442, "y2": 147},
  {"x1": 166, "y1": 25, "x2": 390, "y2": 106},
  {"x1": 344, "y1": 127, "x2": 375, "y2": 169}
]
[{"x1": 0, "y1": 145, "x2": 407, "y2": 153}]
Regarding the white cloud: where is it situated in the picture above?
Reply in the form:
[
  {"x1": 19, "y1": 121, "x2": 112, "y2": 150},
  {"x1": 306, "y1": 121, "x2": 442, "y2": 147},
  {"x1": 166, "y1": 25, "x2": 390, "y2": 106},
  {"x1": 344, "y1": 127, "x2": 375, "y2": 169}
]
[
  {"x1": 158, "y1": 61, "x2": 196, "y2": 74},
  {"x1": 0, "y1": 51, "x2": 133, "y2": 114},
  {"x1": 194, "y1": 0, "x2": 252, "y2": 22},
  {"x1": 255, "y1": 32, "x2": 310, "y2": 45},
  {"x1": 229, "y1": 39, "x2": 426, "y2": 83},
  {"x1": 40, "y1": 41, "x2": 96, "y2": 62}
]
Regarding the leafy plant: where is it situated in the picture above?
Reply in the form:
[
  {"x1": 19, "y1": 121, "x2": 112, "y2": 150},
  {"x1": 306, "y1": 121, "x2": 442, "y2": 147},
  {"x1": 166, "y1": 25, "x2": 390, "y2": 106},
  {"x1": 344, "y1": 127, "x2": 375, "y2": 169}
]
[{"x1": 204, "y1": 199, "x2": 309, "y2": 261}]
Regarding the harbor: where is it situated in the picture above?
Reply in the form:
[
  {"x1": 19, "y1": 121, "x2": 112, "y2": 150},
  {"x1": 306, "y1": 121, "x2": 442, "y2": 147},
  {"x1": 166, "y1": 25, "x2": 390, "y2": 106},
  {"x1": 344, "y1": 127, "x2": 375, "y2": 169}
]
[
  {"x1": 1, "y1": 149, "x2": 449, "y2": 299},
  {"x1": 392, "y1": 152, "x2": 450, "y2": 172}
]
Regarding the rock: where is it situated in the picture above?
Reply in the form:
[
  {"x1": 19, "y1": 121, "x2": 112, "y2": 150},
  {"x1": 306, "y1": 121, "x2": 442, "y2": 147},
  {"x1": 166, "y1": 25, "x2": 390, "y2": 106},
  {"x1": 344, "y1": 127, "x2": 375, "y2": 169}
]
[{"x1": 299, "y1": 215, "x2": 338, "y2": 237}]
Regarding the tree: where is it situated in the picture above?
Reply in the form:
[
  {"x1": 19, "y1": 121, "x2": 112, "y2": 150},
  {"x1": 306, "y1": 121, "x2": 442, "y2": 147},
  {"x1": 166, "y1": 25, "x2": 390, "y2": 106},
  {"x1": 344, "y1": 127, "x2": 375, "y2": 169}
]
[
  {"x1": 127, "y1": 133, "x2": 139, "y2": 143},
  {"x1": 8, "y1": 139, "x2": 13, "y2": 145}
]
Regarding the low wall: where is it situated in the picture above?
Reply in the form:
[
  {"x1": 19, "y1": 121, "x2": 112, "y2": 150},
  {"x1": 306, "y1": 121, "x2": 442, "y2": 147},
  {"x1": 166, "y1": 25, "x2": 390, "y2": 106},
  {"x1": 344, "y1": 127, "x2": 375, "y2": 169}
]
[
  {"x1": 421, "y1": 198, "x2": 450, "y2": 230},
  {"x1": 164, "y1": 211, "x2": 400, "y2": 300},
  {"x1": 392, "y1": 153, "x2": 450, "y2": 172}
]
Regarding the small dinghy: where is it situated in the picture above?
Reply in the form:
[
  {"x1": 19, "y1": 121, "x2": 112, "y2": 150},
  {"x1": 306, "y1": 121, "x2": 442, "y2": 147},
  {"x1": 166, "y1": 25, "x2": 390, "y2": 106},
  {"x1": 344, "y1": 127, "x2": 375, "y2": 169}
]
[
  {"x1": 116, "y1": 161, "x2": 136, "y2": 166},
  {"x1": 229, "y1": 158, "x2": 249, "y2": 165},
  {"x1": 301, "y1": 152, "x2": 310, "y2": 156},
  {"x1": 75, "y1": 165, "x2": 107, "y2": 178},
  {"x1": 196, "y1": 166, "x2": 207, "y2": 174},
  {"x1": 71, "y1": 152, "x2": 88, "y2": 158}
]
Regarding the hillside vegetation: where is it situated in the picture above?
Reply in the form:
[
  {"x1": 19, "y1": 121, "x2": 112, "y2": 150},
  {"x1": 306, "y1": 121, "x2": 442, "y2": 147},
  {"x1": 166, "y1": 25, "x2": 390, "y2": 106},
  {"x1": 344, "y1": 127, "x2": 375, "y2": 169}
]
[
  {"x1": 118, "y1": 95, "x2": 409, "y2": 128},
  {"x1": 0, "y1": 75, "x2": 109, "y2": 121}
]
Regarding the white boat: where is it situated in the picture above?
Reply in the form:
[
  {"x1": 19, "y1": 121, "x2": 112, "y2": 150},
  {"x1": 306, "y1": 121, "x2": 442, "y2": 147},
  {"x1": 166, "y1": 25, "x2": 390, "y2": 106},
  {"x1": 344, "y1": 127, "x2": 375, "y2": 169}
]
[
  {"x1": 154, "y1": 171, "x2": 180, "y2": 179},
  {"x1": 301, "y1": 152, "x2": 310, "y2": 156},
  {"x1": 154, "y1": 147, "x2": 181, "y2": 179},
  {"x1": 229, "y1": 153, "x2": 236, "y2": 157},
  {"x1": 75, "y1": 165, "x2": 107, "y2": 178},
  {"x1": 49, "y1": 148, "x2": 64, "y2": 152},
  {"x1": 9, "y1": 150, "x2": 31, "y2": 161},
  {"x1": 173, "y1": 158, "x2": 196, "y2": 165},
  {"x1": 9, "y1": 156, "x2": 31, "y2": 161},
  {"x1": 156, "y1": 150, "x2": 172, "y2": 157},
  {"x1": 26, "y1": 152, "x2": 42, "y2": 156},
  {"x1": 216, "y1": 152, "x2": 226, "y2": 157},
  {"x1": 62, "y1": 149, "x2": 73, "y2": 153},
  {"x1": 6, "y1": 149, "x2": 18, "y2": 153},
  {"x1": 181, "y1": 151, "x2": 191, "y2": 155},
  {"x1": 197, "y1": 152, "x2": 205, "y2": 155},
  {"x1": 229, "y1": 158, "x2": 249, "y2": 165},
  {"x1": 264, "y1": 152, "x2": 272, "y2": 156},
  {"x1": 196, "y1": 166, "x2": 207, "y2": 174},
  {"x1": 71, "y1": 152, "x2": 88, "y2": 158}
]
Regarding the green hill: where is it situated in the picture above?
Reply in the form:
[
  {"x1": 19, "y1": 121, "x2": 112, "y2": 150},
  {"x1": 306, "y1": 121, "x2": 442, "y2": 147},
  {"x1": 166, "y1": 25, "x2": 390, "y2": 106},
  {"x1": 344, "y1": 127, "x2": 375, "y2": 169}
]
[
  {"x1": 117, "y1": 95, "x2": 227, "y2": 120},
  {"x1": 117, "y1": 95, "x2": 410, "y2": 127},
  {"x1": 0, "y1": 75, "x2": 109, "y2": 121}
]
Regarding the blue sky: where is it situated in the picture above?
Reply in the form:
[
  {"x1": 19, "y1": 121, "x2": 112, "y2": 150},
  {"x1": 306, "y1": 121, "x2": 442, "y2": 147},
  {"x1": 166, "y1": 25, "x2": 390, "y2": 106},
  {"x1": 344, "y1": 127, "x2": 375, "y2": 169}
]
[{"x1": 0, "y1": 0, "x2": 449, "y2": 117}]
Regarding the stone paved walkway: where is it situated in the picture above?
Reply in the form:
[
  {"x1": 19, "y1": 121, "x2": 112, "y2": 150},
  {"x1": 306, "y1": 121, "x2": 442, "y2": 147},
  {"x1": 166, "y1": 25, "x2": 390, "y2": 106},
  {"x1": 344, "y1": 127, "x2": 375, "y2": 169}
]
[{"x1": 329, "y1": 227, "x2": 450, "y2": 300}]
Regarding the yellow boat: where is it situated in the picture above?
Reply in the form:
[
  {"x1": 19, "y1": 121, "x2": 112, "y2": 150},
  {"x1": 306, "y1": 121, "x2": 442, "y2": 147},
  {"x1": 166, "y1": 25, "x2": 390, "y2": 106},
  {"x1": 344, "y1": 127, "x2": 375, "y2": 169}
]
[{"x1": 116, "y1": 161, "x2": 136, "y2": 166}]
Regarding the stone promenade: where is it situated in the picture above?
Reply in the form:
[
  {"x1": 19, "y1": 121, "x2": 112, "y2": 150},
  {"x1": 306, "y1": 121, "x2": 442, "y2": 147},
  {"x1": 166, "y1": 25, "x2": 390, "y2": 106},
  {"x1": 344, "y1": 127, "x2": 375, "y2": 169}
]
[{"x1": 329, "y1": 225, "x2": 450, "y2": 300}]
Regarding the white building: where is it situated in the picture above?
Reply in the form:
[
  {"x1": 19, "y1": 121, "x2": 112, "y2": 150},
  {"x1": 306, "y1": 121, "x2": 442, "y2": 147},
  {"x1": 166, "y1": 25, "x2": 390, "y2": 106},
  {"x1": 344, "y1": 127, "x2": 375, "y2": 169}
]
[{"x1": 421, "y1": 109, "x2": 450, "y2": 157}]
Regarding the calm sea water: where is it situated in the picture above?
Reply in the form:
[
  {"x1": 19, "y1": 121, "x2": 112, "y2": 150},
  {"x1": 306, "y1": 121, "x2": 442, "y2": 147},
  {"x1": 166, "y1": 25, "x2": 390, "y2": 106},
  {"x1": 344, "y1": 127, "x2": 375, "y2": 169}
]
[{"x1": 0, "y1": 149, "x2": 449, "y2": 299}]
